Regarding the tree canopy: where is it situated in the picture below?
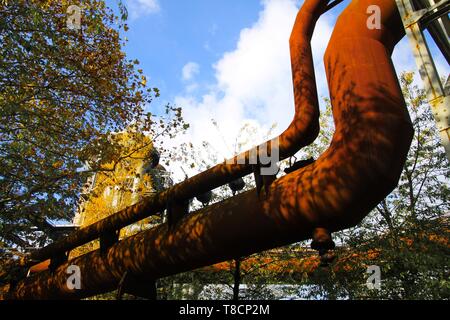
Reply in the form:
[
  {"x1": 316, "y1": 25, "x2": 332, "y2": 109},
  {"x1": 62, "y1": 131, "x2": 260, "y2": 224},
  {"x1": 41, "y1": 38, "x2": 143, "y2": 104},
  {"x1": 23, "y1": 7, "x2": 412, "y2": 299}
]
[{"x1": 0, "y1": 0, "x2": 187, "y2": 253}]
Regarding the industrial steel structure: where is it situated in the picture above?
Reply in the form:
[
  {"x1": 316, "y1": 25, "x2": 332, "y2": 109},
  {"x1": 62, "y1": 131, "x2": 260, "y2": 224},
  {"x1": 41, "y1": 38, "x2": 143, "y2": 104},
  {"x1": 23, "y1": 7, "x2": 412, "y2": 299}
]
[
  {"x1": 3, "y1": 0, "x2": 437, "y2": 299},
  {"x1": 395, "y1": 0, "x2": 450, "y2": 161}
]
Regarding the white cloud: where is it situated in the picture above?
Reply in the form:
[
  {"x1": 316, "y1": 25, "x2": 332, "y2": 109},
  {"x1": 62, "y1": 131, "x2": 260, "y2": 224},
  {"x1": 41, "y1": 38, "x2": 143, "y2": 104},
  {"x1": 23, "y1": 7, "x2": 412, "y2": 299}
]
[
  {"x1": 127, "y1": 0, "x2": 160, "y2": 19},
  {"x1": 169, "y1": 0, "x2": 448, "y2": 180},
  {"x1": 182, "y1": 62, "x2": 200, "y2": 81}
]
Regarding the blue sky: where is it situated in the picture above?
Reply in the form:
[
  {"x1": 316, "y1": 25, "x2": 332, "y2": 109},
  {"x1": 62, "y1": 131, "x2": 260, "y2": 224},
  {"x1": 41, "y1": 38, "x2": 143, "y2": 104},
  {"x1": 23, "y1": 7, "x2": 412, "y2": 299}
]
[
  {"x1": 109, "y1": 0, "x2": 449, "y2": 179},
  {"x1": 107, "y1": 0, "x2": 262, "y2": 111}
]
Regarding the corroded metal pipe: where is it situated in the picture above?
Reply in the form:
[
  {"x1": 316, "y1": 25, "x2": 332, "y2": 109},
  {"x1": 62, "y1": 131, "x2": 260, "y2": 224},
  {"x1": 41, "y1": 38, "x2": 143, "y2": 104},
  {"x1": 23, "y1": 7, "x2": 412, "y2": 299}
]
[
  {"x1": 3, "y1": 0, "x2": 413, "y2": 299},
  {"x1": 19, "y1": 0, "x2": 329, "y2": 268}
]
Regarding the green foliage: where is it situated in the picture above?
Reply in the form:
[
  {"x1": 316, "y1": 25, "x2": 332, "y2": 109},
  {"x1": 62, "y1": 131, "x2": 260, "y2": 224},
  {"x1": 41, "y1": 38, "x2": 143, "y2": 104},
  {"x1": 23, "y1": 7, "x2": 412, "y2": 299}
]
[{"x1": 0, "y1": 1, "x2": 187, "y2": 252}]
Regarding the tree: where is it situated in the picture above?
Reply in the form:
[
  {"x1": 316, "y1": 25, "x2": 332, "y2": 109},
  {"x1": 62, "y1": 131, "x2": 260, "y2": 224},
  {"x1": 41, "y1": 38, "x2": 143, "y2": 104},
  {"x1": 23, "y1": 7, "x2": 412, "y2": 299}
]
[{"x1": 0, "y1": 1, "x2": 187, "y2": 256}]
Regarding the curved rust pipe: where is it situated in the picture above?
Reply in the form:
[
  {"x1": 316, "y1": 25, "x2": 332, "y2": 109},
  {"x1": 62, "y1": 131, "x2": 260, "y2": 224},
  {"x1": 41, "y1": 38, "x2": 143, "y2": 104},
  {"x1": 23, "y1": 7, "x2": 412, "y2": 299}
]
[
  {"x1": 22, "y1": 0, "x2": 327, "y2": 267},
  {"x1": 3, "y1": 0, "x2": 413, "y2": 299}
]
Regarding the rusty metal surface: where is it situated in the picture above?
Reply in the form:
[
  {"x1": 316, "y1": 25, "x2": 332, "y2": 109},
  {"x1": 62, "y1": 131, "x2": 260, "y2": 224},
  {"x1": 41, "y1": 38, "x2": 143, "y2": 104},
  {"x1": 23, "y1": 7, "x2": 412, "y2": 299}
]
[
  {"x1": 27, "y1": 260, "x2": 50, "y2": 275},
  {"x1": 3, "y1": 0, "x2": 414, "y2": 299}
]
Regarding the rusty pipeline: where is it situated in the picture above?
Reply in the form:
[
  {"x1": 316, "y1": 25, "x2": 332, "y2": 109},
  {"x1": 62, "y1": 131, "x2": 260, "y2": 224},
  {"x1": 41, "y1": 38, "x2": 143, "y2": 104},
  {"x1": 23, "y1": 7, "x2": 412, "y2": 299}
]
[
  {"x1": 15, "y1": 0, "x2": 333, "y2": 269},
  {"x1": 3, "y1": 0, "x2": 414, "y2": 299}
]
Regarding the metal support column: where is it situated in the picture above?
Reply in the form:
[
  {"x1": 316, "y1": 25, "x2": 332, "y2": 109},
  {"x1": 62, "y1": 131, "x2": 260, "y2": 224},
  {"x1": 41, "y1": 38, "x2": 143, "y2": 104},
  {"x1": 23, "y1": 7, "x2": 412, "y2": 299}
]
[{"x1": 395, "y1": 0, "x2": 450, "y2": 161}]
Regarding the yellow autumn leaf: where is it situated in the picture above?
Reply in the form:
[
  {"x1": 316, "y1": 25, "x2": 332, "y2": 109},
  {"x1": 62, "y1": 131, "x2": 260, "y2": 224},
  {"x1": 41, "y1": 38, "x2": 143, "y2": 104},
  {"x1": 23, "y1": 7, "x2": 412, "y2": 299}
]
[{"x1": 52, "y1": 161, "x2": 63, "y2": 169}]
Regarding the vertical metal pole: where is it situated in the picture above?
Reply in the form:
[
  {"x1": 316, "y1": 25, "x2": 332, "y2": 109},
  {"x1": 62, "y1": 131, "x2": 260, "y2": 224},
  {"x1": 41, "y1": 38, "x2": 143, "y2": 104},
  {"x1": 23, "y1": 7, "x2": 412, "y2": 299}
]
[{"x1": 395, "y1": 0, "x2": 450, "y2": 161}]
